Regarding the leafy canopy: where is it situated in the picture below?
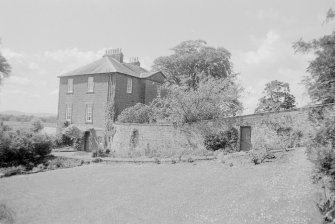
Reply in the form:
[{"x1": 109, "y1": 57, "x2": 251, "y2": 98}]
[
  {"x1": 152, "y1": 77, "x2": 243, "y2": 124},
  {"x1": 0, "y1": 39, "x2": 11, "y2": 85},
  {"x1": 255, "y1": 80, "x2": 296, "y2": 113},
  {"x1": 293, "y1": 9, "x2": 335, "y2": 104},
  {"x1": 152, "y1": 40, "x2": 233, "y2": 90}
]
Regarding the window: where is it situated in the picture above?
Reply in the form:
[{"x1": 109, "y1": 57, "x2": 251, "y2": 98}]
[
  {"x1": 87, "y1": 77, "x2": 94, "y2": 92},
  {"x1": 65, "y1": 104, "x2": 72, "y2": 122},
  {"x1": 126, "y1": 77, "x2": 132, "y2": 93},
  {"x1": 86, "y1": 104, "x2": 93, "y2": 123},
  {"x1": 157, "y1": 84, "x2": 161, "y2": 98},
  {"x1": 67, "y1": 78, "x2": 73, "y2": 93}
]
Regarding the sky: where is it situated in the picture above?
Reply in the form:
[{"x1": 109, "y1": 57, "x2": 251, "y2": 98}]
[{"x1": 0, "y1": 0, "x2": 334, "y2": 115}]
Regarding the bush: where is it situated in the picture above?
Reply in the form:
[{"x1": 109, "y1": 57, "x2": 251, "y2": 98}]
[
  {"x1": 0, "y1": 130, "x2": 52, "y2": 167},
  {"x1": 204, "y1": 128, "x2": 238, "y2": 151},
  {"x1": 55, "y1": 125, "x2": 83, "y2": 149},
  {"x1": 250, "y1": 150, "x2": 267, "y2": 165},
  {"x1": 62, "y1": 125, "x2": 82, "y2": 141},
  {"x1": 30, "y1": 118, "x2": 44, "y2": 133},
  {"x1": 31, "y1": 134, "x2": 52, "y2": 158},
  {"x1": 204, "y1": 132, "x2": 227, "y2": 151},
  {"x1": 118, "y1": 103, "x2": 153, "y2": 123}
]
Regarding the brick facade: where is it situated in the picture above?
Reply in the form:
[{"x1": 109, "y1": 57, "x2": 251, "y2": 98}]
[
  {"x1": 57, "y1": 74, "x2": 109, "y2": 132},
  {"x1": 57, "y1": 49, "x2": 166, "y2": 150}
]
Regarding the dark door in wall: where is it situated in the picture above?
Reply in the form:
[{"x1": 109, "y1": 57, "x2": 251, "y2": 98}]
[
  {"x1": 240, "y1": 126, "x2": 251, "y2": 151},
  {"x1": 84, "y1": 131, "x2": 90, "y2": 151}
]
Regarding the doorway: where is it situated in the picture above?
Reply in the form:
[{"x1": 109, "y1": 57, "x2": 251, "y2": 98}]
[
  {"x1": 240, "y1": 126, "x2": 251, "y2": 151},
  {"x1": 84, "y1": 131, "x2": 90, "y2": 151}
]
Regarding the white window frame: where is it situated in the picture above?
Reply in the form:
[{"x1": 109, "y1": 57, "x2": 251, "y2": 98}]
[
  {"x1": 86, "y1": 104, "x2": 93, "y2": 123},
  {"x1": 67, "y1": 78, "x2": 73, "y2": 93},
  {"x1": 87, "y1": 77, "x2": 94, "y2": 93},
  {"x1": 157, "y1": 84, "x2": 161, "y2": 98},
  {"x1": 126, "y1": 77, "x2": 132, "y2": 94},
  {"x1": 65, "y1": 104, "x2": 72, "y2": 122}
]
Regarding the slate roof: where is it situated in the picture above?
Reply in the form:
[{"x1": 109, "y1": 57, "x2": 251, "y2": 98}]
[{"x1": 59, "y1": 55, "x2": 165, "y2": 79}]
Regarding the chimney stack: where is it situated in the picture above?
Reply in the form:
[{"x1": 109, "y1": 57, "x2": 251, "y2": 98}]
[
  {"x1": 104, "y1": 48, "x2": 123, "y2": 63},
  {"x1": 128, "y1": 57, "x2": 140, "y2": 66}
]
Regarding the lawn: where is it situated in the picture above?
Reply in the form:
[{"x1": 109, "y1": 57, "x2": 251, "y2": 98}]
[{"x1": 0, "y1": 148, "x2": 322, "y2": 224}]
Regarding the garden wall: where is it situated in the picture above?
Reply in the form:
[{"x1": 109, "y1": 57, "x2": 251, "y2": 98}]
[{"x1": 107, "y1": 106, "x2": 330, "y2": 157}]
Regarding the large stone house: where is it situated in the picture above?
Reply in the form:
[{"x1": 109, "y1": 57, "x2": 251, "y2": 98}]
[{"x1": 57, "y1": 49, "x2": 165, "y2": 150}]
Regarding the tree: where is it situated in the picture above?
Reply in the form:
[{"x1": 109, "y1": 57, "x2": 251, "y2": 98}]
[
  {"x1": 152, "y1": 77, "x2": 243, "y2": 124},
  {"x1": 255, "y1": 80, "x2": 296, "y2": 113},
  {"x1": 152, "y1": 40, "x2": 234, "y2": 90},
  {"x1": 30, "y1": 118, "x2": 44, "y2": 133},
  {"x1": 0, "y1": 40, "x2": 11, "y2": 85},
  {"x1": 293, "y1": 9, "x2": 335, "y2": 104}
]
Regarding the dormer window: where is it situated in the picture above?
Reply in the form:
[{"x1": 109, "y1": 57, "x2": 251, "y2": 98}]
[
  {"x1": 67, "y1": 78, "x2": 73, "y2": 93},
  {"x1": 126, "y1": 78, "x2": 132, "y2": 94},
  {"x1": 87, "y1": 77, "x2": 94, "y2": 93}
]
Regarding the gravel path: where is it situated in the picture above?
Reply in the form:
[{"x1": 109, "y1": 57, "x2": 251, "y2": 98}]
[{"x1": 0, "y1": 148, "x2": 322, "y2": 224}]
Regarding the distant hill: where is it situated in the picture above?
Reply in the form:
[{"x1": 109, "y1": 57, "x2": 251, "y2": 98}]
[
  {"x1": 0, "y1": 111, "x2": 57, "y2": 123},
  {"x1": 0, "y1": 111, "x2": 57, "y2": 117}
]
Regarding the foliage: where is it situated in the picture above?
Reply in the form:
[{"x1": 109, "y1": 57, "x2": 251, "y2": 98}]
[
  {"x1": 306, "y1": 106, "x2": 335, "y2": 223},
  {"x1": 152, "y1": 40, "x2": 234, "y2": 90},
  {"x1": 255, "y1": 80, "x2": 296, "y2": 113},
  {"x1": 117, "y1": 103, "x2": 153, "y2": 123},
  {"x1": 30, "y1": 118, "x2": 44, "y2": 133},
  {"x1": 0, "y1": 41, "x2": 11, "y2": 86},
  {"x1": 55, "y1": 133, "x2": 72, "y2": 147},
  {"x1": 55, "y1": 125, "x2": 83, "y2": 150},
  {"x1": 62, "y1": 125, "x2": 82, "y2": 140},
  {"x1": 293, "y1": 13, "x2": 335, "y2": 104},
  {"x1": 250, "y1": 150, "x2": 267, "y2": 165},
  {"x1": 204, "y1": 127, "x2": 238, "y2": 152},
  {"x1": 0, "y1": 122, "x2": 11, "y2": 132},
  {"x1": 152, "y1": 77, "x2": 243, "y2": 124},
  {"x1": 307, "y1": 107, "x2": 335, "y2": 173},
  {"x1": 0, "y1": 129, "x2": 52, "y2": 167}
]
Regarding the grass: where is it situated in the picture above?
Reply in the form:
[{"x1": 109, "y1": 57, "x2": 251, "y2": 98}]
[
  {"x1": 0, "y1": 203, "x2": 15, "y2": 224},
  {"x1": 0, "y1": 148, "x2": 322, "y2": 224}
]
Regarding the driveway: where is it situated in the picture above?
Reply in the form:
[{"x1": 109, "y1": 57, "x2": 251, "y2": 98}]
[{"x1": 0, "y1": 148, "x2": 322, "y2": 224}]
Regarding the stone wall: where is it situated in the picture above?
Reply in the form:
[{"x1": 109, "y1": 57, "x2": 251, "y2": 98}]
[
  {"x1": 107, "y1": 107, "x2": 314, "y2": 157},
  {"x1": 108, "y1": 123, "x2": 208, "y2": 157}
]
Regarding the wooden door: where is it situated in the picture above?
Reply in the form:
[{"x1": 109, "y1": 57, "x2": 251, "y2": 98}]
[{"x1": 240, "y1": 126, "x2": 251, "y2": 151}]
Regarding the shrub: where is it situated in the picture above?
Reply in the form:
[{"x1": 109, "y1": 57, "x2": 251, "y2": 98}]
[
  {"x1": 73, "y1": 138, "x2": 83, "y2": 151},
  {"x1": 55, "y1": 133, "x2": 72, "y2": 147},
  {"x1": 62, "y1": 125, "x2": 82, "y2": 141},
  {"x1": 0, "y1": 122, "x2": 11, "y2": 132},
  {"x1": 250, "y1": 150, "x2": 267, "y2": 165},
  {"x1": 2, "y1": 166, "x2": 26, "y2": 177},
  {"x1": 187, "y1": 157, "x2": 194, "y2": 163},
  {"x1": 204, "y1": 132, "x2": 227, "y2": 151},
  {"x1": 0, "y1": 130, "x2": 52, "y2": 167},
  {"x1": 31, "y1": 134, "x2": 52, "y2": 158},
  {"x1": 204, "y1": 128, "x2": 238, "y2": 151},
  {"x1": 30, "y1": 118, "x2": 44, "y2": 133},
  {"x1": 118, "y1": 103, "x2": 153, "y2": 123},
  {"x1": 56, "y1": 125, "x2": 83, "y2": 149}
]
